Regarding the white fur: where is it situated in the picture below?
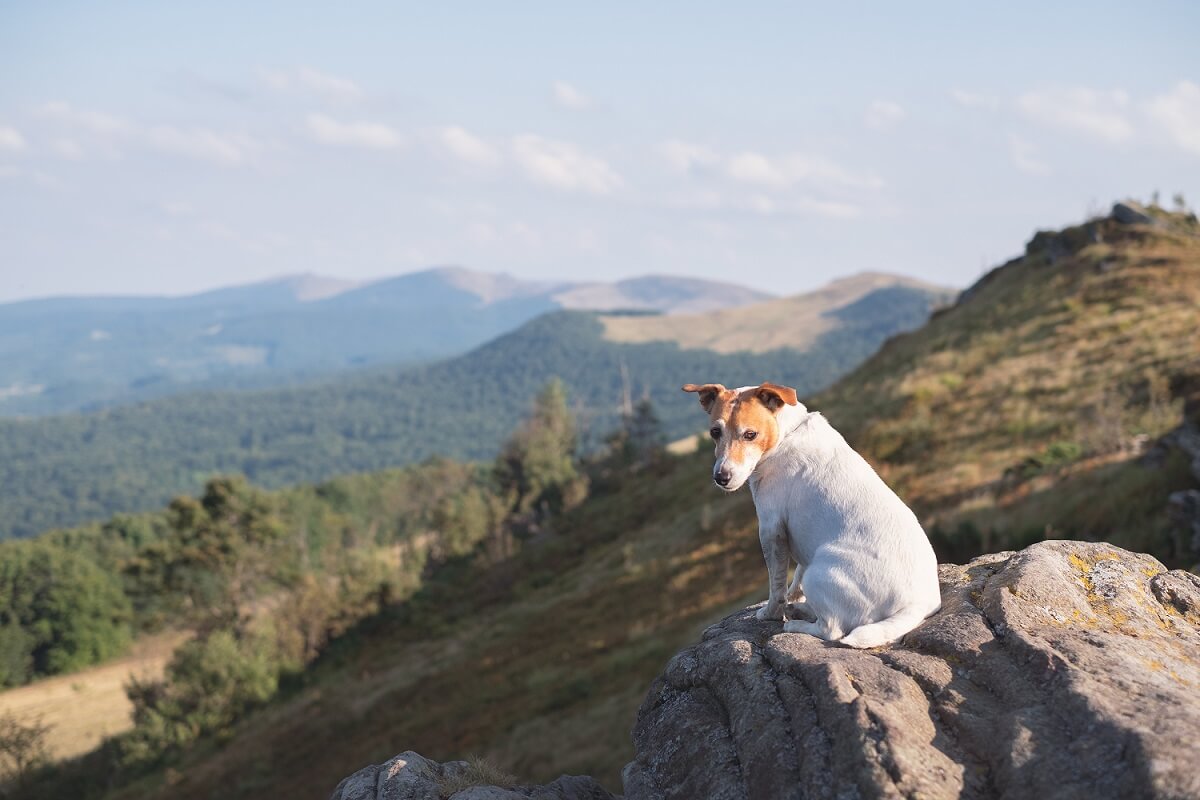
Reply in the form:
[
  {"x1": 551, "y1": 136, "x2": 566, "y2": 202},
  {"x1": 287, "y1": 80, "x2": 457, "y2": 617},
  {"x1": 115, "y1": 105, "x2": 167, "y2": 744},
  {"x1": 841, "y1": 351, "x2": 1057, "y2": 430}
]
[{"x1": 714, "y1": 393, "x2": 941, "y2": 648}]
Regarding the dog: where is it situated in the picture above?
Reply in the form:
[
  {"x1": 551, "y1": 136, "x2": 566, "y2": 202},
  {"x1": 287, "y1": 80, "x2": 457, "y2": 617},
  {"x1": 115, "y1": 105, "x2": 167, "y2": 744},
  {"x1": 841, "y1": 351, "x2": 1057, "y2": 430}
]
[{"x1": 682, "y1": 381, "x2": 941, "y2": 648}]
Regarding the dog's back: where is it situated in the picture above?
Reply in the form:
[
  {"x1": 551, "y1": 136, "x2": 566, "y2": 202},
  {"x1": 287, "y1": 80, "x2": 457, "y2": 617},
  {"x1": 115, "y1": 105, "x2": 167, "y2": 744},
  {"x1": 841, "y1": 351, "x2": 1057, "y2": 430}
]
[{"x1": 753, "y1": 410, "x2": 941, "y2": 647}]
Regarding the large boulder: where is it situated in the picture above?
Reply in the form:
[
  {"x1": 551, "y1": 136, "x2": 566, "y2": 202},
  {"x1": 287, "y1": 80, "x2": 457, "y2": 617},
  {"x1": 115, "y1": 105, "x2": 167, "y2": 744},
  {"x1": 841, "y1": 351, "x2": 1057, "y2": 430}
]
[
  {"x1": 623, "y1": 540, "x2": 1200, "y2": 800},
  {"x1": 328, "y1": 751, "x2": 617, "y2": 800}
]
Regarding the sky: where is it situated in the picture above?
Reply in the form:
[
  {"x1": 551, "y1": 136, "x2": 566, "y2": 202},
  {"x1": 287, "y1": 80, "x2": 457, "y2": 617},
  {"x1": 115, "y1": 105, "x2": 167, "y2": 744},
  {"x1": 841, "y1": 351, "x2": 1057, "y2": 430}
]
[{"x1": 1, "y1": 1, "x2": 1198, "y2": 303}]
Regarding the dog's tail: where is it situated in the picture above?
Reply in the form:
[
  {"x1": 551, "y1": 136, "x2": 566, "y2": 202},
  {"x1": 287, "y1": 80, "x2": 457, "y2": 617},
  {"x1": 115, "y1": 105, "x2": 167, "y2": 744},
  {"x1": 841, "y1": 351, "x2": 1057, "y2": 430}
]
[{"x1": 839, "y1": 605, "x2": 934, "y2": 649}]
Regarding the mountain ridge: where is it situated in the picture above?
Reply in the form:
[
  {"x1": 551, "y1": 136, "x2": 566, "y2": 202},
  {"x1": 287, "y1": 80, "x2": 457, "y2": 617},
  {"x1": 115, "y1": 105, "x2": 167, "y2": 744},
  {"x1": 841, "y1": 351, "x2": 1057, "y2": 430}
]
[{"x1": 0, "y1": 267, "x2": 779, "y2": 417}]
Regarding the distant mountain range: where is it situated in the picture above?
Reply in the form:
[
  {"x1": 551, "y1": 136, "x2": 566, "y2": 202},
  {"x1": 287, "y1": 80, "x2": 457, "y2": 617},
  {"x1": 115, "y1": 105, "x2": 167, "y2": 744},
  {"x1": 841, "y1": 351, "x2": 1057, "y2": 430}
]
[
  {"x1": 0, "y1": 277, "x2": 948, "y2": 538},
  {"x1": 0, "y1": 268, "x2": 774, "y2": 417}
]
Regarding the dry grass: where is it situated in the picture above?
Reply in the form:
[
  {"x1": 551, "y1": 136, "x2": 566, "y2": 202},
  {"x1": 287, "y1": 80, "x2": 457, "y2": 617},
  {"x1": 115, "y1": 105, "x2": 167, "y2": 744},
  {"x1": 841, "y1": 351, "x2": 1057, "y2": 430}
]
[
  {"x1": 437, "y1": 756, "x2": 518, "y2": 796},
  {"x1": 600, "y1": 272, "x2": 947, "y2": 352},
  {"x1": 0, "y1": 631, "x2": 187, "y2": 764}
]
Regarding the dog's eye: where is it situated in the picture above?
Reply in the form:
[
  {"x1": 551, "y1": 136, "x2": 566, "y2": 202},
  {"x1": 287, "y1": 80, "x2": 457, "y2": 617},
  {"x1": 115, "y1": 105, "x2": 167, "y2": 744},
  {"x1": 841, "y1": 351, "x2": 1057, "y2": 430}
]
[
  {"x1": 743, "y1": 430, "x2": 758, "y2": 441},
  {"x1": 709, "y1": 427, "x2": 721, "y2": 440}
]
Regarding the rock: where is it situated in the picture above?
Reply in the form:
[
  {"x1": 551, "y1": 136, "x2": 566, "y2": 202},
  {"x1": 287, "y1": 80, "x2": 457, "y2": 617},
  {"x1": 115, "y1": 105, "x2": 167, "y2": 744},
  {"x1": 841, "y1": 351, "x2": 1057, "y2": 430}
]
[
  {"x1": 623, "y1": 541, "x2": 1200, "y2": 800},
  {"x1": 1112, "y1": 201, "x2": 1155, "y2": 225},
  {"x1": 327, "y1": 751, "x2": 618, "y2": 800}
]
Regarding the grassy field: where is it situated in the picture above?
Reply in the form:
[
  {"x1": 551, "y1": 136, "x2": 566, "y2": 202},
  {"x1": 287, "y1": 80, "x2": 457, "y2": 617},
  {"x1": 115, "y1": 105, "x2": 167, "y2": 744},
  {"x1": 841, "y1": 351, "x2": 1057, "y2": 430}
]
[{"x1": 0, "y1": 632, "x2": 186, "y2": 764}]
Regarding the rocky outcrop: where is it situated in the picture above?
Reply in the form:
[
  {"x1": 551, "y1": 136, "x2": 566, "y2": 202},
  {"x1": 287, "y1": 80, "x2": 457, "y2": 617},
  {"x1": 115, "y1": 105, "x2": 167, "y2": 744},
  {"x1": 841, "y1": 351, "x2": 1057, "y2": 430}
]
[
  {"x1": 328, "y1": 751, "x2": 617, "y2": 800},
  {"x1": 333, "y1": 542, "x2": 1199, "y2": 800},
  {"x1": 624, "y1": 540, "x2": 1200, "y2": 800}
]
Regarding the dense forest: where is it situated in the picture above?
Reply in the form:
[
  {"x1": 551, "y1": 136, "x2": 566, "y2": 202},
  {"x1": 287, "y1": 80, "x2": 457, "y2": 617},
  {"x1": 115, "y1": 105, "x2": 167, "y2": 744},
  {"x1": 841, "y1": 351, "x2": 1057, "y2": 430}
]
[
  {"x1": 0, "y1": 287, "x2": 941, "y2": 539},
  {"x1": 0, "y1": 380, "x2": 666, "y2": 796}
]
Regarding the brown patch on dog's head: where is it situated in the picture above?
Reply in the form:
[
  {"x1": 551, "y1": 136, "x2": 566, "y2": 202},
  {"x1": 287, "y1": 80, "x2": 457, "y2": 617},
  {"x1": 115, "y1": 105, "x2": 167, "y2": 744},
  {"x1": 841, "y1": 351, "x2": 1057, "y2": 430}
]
[{"x1": 686, "y1": 381, "x2": 802, "y2": 490}]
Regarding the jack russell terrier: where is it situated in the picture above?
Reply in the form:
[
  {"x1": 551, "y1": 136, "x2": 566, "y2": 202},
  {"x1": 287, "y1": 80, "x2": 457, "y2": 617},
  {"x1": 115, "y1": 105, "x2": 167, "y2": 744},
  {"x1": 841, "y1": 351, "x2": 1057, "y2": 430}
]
[{"x1": 683, "y1": 381, "x2": 941, "y2": 648}]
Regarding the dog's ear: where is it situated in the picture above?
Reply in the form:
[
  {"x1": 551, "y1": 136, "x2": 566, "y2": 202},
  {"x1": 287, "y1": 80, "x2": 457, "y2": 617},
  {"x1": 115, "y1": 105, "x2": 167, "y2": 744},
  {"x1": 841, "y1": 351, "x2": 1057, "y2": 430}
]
[
  {"x1": 756, "y1": 382, "x2": 799, "y2": 412},
  {"x1": 682, "y1": 383, "x2": 726, "y2": 414}
]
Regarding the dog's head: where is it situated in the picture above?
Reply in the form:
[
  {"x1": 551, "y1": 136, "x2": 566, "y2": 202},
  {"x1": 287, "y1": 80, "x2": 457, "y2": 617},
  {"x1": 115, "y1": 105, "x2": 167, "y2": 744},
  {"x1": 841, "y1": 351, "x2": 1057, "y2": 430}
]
[{"x1": 682, "y1": 381, "x2": 800, "y2": 492}]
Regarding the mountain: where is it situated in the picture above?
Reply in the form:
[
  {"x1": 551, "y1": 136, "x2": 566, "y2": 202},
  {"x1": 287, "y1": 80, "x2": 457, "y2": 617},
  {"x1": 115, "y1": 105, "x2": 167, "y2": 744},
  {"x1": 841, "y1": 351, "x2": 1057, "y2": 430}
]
[
  {"x1": 0, "y1": 269, "x2": 775, "y2": 417},
  {"x1": 0, "y1": 280, "x2": 943, "y2": 539},
  {"x1": 8, "y1": 202, "x2": 1200, "y2": 800}
]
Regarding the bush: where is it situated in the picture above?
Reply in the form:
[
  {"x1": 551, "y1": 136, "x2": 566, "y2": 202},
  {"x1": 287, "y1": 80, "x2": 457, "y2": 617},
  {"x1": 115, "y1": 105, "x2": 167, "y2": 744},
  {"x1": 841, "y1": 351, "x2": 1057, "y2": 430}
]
[{"x1": 121, "y1": 629, "x2": 279, "y2": 767}]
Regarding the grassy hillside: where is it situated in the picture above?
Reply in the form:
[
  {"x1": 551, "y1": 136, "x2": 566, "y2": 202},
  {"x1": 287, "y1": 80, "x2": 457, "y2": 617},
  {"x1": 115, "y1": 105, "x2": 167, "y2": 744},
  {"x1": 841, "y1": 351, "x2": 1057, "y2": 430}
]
[
  {"x1": 0, "y1": 286, "x2": 942, "y2": 540},
  {"x1": 0, "y1": 269, "x2": 772, "y2": 418},
  {"x1": 816, "y1": 204, "x2": 1200, "y2": 563},
  {"x1": 599, "y1": 272, "x2": 951, "y2": 353},
  {"x1": 8, "y1": 204, "x2": 1197, "y2": 800}
]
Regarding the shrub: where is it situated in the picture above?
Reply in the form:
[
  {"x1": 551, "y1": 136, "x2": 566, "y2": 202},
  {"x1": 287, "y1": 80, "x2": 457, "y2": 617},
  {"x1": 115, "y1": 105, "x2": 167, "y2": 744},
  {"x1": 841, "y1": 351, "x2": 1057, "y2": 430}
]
[{"x1": 121, "y1": 629, "x2": 279, "y2": 767}]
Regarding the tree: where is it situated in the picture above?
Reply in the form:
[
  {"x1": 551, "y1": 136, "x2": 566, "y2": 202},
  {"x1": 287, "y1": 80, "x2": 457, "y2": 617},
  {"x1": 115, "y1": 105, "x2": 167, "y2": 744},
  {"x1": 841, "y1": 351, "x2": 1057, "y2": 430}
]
[
  {"x1": 124, "y1": 476, "x2": 283, "y2": 632},
  {"x1": 0, "y1": 542, "x2": 132, "y2": 678},
  {"x1": 494, "y1": 380, "x2": 585, "y2": 515},
  {"x1": 606, "y1": 397, "x2": 666, "y2": 468}
]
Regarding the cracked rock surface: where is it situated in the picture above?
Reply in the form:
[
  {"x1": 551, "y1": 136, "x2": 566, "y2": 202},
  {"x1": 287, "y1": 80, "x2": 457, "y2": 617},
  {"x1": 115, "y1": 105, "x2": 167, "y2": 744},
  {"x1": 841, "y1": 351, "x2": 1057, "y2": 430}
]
[{"x1": 623, "y1": 540, "x2": 1200, "y2": 800}]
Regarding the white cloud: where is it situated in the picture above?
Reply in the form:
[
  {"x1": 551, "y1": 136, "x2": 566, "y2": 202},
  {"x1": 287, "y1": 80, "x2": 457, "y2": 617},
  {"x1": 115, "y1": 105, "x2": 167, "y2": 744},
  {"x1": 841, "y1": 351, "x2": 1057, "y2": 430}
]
[
  {"x1": 551, "y1": 80, "x2": 592, "y2": 110},
  {"x1": 725, "y1": 151, "x2": 882, "y2": 191},
  {"x1": 660, "y1": 139, "x2": 719, "y2": 173},
  {"x1": 306, "y1": 113, "x2": 402, "y2": 149},
  {"x1": 437, "y1": 125, "x2": 499, "y2": 166},
  {"x1": 261, "y1": 67, "x2": 364, "y2": 103},
  {"x1": 864, "y1": 100, "x2": 905, "y2": 130},
  {"x1": 52, "y1": 138, "x2": 84, "y2": 159},
  {"x1": 1146, "y1": 80, "x2": 1200, "y2": 156},
  {"x1": 145, "y1": 126, "x2": 254, "y2": 165},
  {"x1": 36, "y1": 102, "x2": 259, "y2": 165},
  {"x1": 511, "y1": 134, "x2": 622, "y2": 194},
  {"x1": 1008, "y1": 134, "x2": 1050, "y2": 176},
  {"x1": 36, "y1": 101, "x2": 130, "y2": 135},
  {"x1": 950, "y1": 89, "x2": 999, "y2": 110},
  {"x1": 0, "y1": 125, "x2": 25, "y2": 152},
  {"x1": 1017, "y1": 87, "x2": 1133, "y2": 143}
]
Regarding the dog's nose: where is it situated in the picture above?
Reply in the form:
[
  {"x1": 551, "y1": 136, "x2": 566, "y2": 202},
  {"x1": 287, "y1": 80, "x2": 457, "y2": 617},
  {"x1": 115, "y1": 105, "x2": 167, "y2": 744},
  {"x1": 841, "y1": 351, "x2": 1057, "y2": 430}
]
[{"x1": 714, "y1": 468, "x2": 732, "y2": 487}]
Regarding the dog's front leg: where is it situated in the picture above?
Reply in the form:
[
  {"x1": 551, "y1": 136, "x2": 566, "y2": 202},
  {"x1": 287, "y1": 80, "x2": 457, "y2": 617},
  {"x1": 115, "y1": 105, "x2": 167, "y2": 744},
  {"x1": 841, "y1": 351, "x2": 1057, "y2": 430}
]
[{"x1": 754, "y1": 521, "x2": 789, "y2": 622}]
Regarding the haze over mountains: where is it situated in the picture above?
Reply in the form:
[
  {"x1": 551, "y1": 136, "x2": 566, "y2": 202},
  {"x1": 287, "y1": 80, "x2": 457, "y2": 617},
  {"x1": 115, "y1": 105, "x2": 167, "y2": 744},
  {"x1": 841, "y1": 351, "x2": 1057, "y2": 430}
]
[
  {"x1": 0, "y1": 276, "x2": 948, "y2": 538},
  {"x1": 0, "y1": 268, "x2": 774, "y2": 416}
]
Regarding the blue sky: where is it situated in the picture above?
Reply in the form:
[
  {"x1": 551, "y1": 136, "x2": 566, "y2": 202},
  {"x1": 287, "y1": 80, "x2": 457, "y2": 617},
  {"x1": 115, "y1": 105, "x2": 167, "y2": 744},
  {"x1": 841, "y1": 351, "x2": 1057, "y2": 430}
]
[{"x1": 1, "y1": 1, "x2": 1198, "y2": 302}]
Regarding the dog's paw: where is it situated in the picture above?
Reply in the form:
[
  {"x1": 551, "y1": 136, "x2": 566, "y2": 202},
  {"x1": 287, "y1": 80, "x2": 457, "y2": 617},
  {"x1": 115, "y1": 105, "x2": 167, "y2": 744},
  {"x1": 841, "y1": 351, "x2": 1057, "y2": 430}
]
[{"x1": 755, "y1": 604, "x2": 781, "y2": 622}]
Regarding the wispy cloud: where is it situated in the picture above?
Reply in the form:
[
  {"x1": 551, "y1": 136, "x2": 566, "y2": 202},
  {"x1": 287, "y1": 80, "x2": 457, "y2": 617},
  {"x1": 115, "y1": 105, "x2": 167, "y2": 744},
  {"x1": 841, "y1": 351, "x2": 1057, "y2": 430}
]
[
  {"x1": 1008, "y1": 134, "x2": 1050, "y2": 176},
  {"x1": 36, "y1": 101, "x2": 131, "y2": 135},
  {"x1": 864, "y1": 100, "x2": 905, "y2": 131},
  {"x1": 0, "y1": 124, "x2": 26, "y2": 152},
  {"x1": 551, "y1": 80, "x2": 592, "y2": 110},
  {"x1": 660, "y1": 139, "x2": 720, "y2": 173},
  {"x1": 1146, "y1": 80, "x2": 1200, "y2": 156},
  {"x1": 144, "y1": 126, "x2": 256, "y2": 166},
  {"x1": 511, "y1": 134, "x2": 621, "y2": 194},
  {"x1": 725, "y1": 150, "x2": 883, "y2": 191},
  {"x1": 36, "y1": 101, "x2": 259, "y2": 165},
  {"x1": 1017, "y1": 87, "x2": 1133, "y2": 143},
  {"x1": 261, "y1": 67, "x2": 364, "y2": 103},
  {"x1": 437, "y1": 125, "x2": 500, "y2": 166},
  {"x1": 306, "y1": 113, "x2": 402, "y2": 149},
  {"x1": 949, "y1": 89, "x2": 999, "y2": 110}
]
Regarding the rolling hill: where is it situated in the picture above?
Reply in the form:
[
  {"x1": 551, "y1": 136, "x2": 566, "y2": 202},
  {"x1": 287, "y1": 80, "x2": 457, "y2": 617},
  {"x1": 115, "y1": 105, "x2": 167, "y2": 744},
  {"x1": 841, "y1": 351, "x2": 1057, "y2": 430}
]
[
  {"x1": 0, "y1": 281, "x2": 945, "y2": 539},
  {"x1": 0, "y1": 269, "x2": 774, "y2": 417}
]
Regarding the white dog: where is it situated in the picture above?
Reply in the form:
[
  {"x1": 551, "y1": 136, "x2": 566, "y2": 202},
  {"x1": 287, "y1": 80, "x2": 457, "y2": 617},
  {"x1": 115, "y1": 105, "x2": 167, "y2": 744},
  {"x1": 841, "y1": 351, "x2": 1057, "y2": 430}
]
[{"x1": 682, "y1": 381, "x2": 941, "y2": 648}]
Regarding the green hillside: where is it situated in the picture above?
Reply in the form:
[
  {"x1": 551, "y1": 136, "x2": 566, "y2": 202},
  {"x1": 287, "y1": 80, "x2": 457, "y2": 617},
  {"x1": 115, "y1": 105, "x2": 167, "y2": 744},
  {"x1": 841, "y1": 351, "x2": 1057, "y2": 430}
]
[{"x1": 0, "y1": 286, "x2": 942, "y2": 539}]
